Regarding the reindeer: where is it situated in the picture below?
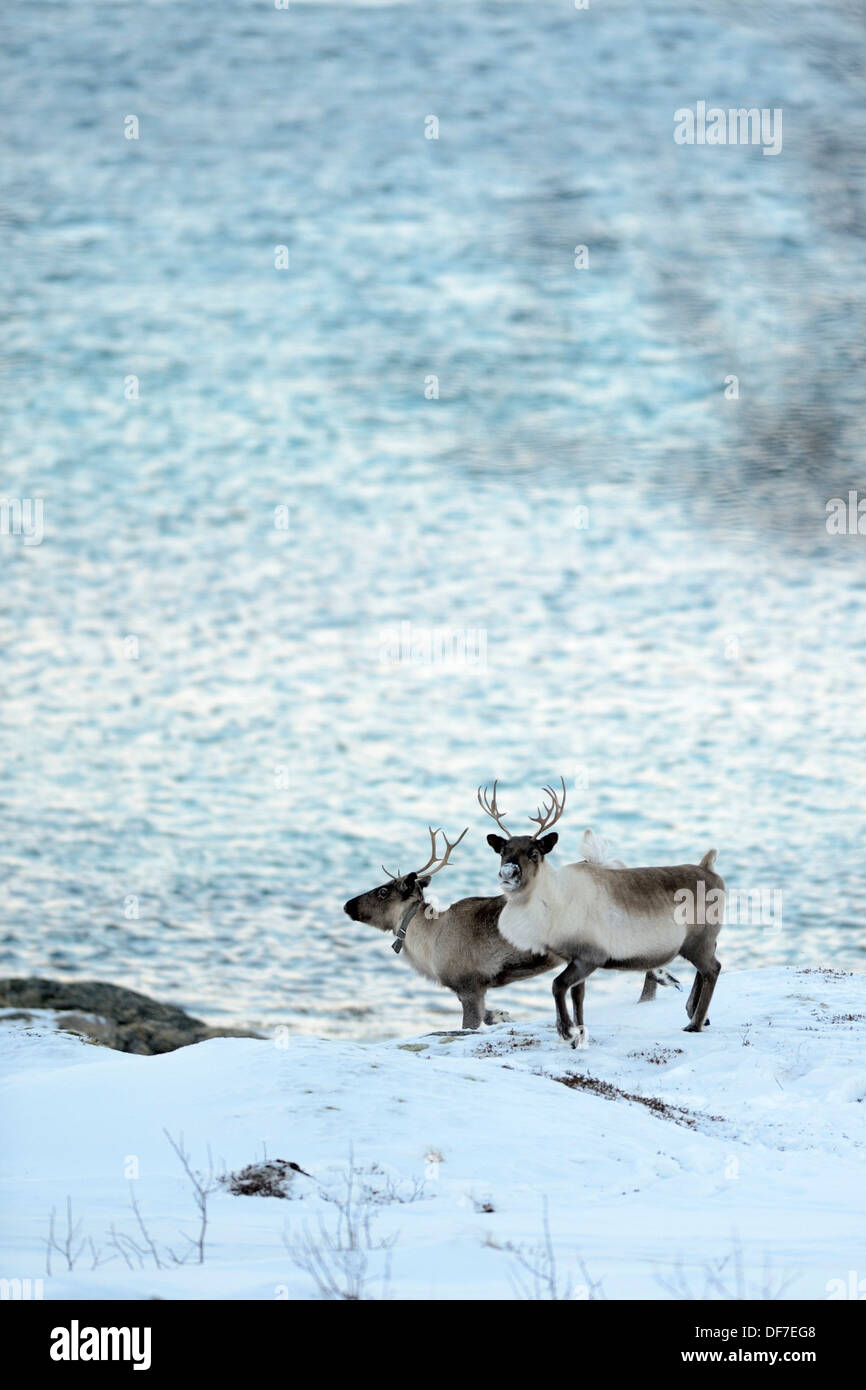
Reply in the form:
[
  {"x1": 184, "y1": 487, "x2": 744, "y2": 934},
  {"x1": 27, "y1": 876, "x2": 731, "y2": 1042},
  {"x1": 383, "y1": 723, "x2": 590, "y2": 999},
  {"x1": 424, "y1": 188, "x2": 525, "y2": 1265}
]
[
  {"x1": 343, "y1": 824, "x2": 678, "y2": 1030},
  {"x1": 479, "y1": 779, "x2": 724, "y2": 1047}
]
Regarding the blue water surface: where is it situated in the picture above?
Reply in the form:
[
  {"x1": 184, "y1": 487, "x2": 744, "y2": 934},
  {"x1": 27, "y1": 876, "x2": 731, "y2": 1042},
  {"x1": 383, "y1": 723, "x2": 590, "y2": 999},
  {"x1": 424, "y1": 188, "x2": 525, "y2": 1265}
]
[{"x1": 1, "y1": 0, "x2": 864, "y2": 1035}]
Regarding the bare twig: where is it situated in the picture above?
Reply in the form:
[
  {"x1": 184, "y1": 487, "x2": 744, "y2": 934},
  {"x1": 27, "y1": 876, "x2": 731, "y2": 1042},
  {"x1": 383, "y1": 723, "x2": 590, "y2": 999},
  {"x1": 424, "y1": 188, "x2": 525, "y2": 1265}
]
[
  {"x1": 285, "y1": 1153, "x2": 397, "y2": 1300},
  {"x1": 44, "y1": 1197, "x2": 86, "y2": 1275},
  {"x1": 655, "y1": 1239, "x2": 800, "y2": 1300},
  {"x1": 163, "y1": 1129, "x2": 219, "y2": 1265},
  {"x1": 129, "y1": 1184, "x2": 163, "y2": 1269},
  {"x1": 106, "y1": 1223, "x2": 136, "y2": 1271},
  {"x1": 504, "y1": 1198, "x2": 603, "y2": 1301},
  {"x1": 87, "y1": 1236, "x2": 113, "y2": 1270}
]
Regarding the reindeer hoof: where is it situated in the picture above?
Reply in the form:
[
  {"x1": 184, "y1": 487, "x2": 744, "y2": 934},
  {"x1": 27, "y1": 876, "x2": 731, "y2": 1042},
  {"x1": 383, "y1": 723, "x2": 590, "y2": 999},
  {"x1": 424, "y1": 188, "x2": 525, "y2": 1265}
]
[
  {"x1": 570, "y1": 1026, "x2": 588, "y2": 1049},
  {"x1": 683, "y1": 1020, "x2": 706, "y2": 1033},
  {"x1": 484, "y1": 1009, "x2": 511, "y2": 1025}
]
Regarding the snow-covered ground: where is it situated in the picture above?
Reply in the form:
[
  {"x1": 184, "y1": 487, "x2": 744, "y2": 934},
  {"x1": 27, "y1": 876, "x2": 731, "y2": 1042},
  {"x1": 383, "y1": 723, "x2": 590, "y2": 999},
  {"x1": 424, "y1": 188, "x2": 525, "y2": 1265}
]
[{"x1": 2, "y1": 966, "x2": 864, "y2": 1300}]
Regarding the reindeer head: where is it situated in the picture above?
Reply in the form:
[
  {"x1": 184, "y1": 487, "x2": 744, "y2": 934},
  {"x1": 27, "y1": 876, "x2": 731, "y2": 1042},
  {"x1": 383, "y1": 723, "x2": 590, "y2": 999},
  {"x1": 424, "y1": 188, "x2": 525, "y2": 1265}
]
[
  {"x1": 343, "y1": 825, "x2": 468, "y2": 933},
  {"x1": 479, "y1": 778, "x2": 566, "y2": 894}
]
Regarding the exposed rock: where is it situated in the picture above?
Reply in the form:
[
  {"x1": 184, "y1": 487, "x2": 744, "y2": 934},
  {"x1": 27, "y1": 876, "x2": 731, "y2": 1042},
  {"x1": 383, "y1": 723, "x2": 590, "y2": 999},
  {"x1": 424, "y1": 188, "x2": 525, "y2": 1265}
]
[
  {"x1": 0, "y1": 978, "x2": 264, "y2": 1055},
  {"x1": 55, "y1": 1011, "x2": 118, "y2": 1047}
]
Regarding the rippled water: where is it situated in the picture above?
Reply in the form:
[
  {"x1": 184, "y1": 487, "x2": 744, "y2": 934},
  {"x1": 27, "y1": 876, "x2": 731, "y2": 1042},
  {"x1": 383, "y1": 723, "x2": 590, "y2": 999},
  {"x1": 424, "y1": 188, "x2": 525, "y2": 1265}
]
[{"x1": 2, "y1": 0, "x2": 864, "y2": 1037}]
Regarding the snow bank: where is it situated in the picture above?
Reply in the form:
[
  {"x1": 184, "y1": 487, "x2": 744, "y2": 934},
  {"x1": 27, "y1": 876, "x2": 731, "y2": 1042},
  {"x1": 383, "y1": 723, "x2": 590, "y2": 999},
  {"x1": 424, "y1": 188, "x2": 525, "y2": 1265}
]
[{"x1": 1, "y1": 967, "x2": 863, "y2": 1300}]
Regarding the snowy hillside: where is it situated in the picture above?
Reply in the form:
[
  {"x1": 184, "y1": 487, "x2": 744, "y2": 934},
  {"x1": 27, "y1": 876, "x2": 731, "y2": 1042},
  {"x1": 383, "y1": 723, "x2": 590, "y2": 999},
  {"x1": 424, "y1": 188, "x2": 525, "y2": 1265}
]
[{"x1": 2, "y1": 966, "x2": 864, "y2": 1300}]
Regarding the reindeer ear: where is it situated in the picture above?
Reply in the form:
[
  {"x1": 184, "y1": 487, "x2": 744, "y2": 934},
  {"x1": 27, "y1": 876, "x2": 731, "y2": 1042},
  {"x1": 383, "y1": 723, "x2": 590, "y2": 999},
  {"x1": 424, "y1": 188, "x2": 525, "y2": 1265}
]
[
  {"x1": 536, "y1": 832, "x2": 558, "y2": 856},
  {"x1": 415, "y1": 875, "x2": 431, "y2": 890},
  {"x1": 487, "y1": 834, "x2": 506, "y2": 854}
]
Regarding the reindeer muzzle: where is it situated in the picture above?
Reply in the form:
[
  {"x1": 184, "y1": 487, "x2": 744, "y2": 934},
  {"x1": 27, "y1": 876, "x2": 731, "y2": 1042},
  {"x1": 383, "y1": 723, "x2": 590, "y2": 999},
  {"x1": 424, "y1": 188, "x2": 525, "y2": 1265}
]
[{"x1": 499, "y1": 862, "x2": 521, "y2": 891}]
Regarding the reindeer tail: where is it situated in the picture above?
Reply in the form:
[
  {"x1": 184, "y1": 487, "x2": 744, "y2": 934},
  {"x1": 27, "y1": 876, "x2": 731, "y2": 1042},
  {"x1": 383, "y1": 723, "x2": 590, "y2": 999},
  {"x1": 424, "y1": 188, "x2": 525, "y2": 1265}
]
[
  {"x1": 581, "y1": 827, "x2": 626, "y2": 869},
  {"x1": 700, "y1": 849, "x2": 718, "y2": 871}
]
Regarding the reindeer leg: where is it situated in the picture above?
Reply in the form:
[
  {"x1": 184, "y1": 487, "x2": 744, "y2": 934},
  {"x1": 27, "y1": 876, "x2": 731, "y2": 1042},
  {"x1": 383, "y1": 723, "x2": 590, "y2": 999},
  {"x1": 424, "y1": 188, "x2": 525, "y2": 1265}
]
[
  {"x1": 553, "y1": 960, "x2": 598, "y2": 1046},
  {"x1": 638, "y1": 972, "x2": 658, "y2": 1003},
  {"x1": 685, "y1": 972, "x2": 701, "y2": 1020},
  {"x1": 458, "y1": 990, "x2": 484, "y2": 1030},
  {"x1": 683, "y1": 957, "x2": 721, "y2": 1033},
  {"x1": 570, "y1": 980, "x2": 588, "y2": 1048},
  {"x1": 553, "y1": 962, "x2": 581, "y2": 1040}
]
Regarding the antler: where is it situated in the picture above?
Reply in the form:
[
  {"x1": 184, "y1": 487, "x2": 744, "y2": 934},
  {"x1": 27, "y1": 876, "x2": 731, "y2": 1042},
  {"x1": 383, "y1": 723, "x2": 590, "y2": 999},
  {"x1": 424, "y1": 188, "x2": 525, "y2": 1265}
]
[
  {"x1": 477, "y1": 780, "x2": 510, "y2": 835},
  {"x1": 426, "y1": 825, "x2": 469, "y2": 878},
  {"x1": 529, "y1": 776, "x2": 567, "y2": 839},
  {"x1": 414, "y1": 825, "x2": 444, "y2": 876},
  {"x1": 383, "y1": 825, "x2": 468, "y2": 883}
]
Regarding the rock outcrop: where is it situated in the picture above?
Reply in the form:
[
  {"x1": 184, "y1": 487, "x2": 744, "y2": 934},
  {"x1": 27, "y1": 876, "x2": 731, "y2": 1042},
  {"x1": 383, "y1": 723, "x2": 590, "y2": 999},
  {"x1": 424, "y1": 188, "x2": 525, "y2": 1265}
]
[{"x1": 0, "y1": 977, "x2": 264, "y2": 1055}]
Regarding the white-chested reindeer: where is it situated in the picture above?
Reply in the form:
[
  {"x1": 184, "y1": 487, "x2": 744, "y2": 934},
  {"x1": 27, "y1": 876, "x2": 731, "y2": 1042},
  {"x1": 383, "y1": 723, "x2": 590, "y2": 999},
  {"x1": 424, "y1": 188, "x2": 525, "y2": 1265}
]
[
  {"x1": 479, "y1": 779, "x2": 724, "y2": 1047},
  {"x1": 344, "y1": 823, "x2": 678, "y2": 1030}
]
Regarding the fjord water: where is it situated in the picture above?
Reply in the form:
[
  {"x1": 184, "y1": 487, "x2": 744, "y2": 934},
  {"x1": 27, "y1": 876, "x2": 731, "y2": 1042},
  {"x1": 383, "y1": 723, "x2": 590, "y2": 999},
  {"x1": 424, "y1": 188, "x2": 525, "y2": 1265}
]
[{"x1": 2, "y1": 0, "x2": 864, "y2": 1037}]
